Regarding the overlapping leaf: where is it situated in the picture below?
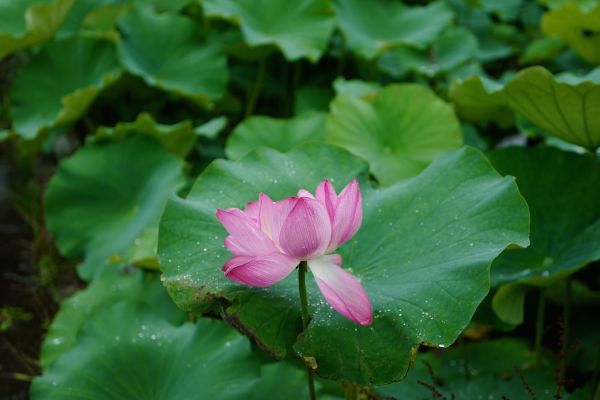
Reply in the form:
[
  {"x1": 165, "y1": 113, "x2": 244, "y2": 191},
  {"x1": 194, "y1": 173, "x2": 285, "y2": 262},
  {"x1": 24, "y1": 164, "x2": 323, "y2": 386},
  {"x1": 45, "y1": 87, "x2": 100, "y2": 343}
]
[
  {"x1": 327, "y1": 84, "x2": 463, "y2": 185},
  {"x1": 542, "y1": 2, "x2": 600, "y2": 65},
  {"x1": 377, "y1": 339, "x2": 587, "y2": 399},
  {"x1": 335, "y1": 0, "x2": 453, "y2": 60},
  {"x1": 9, "y1": 36, "x2": 121, "y2": 139},
  {"x1": 45, "y1": 135, "x2": 185, "y2": 279},
  {"x1": 202, "y1": 0, "x2": 336, "y2": 62},
  {"x1": 378, "y1": 27, "x2": 479, "y2": 78},
  {"x1": 117, "y1": 5, "x2": 227, "y2": 106},
  {"x1": 158, "y1": 143, "x2": 529, "y2": 384},
  {"x1": 95, "y1": 112, "x2": 197, "y2": 156},
  {"x1": 450, "y1": 66, "x2": 600, "y2": 150},
  {"x1": 0, "y1": 0, "x2": 74, "y2": 59}
]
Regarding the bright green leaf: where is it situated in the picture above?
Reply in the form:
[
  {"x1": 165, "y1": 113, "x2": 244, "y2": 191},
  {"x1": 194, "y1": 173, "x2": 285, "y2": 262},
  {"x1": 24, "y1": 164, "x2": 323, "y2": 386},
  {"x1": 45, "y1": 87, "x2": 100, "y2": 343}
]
[
  {"x1": 225, "y1": 112, "x2": 325, "y2": 160},
  {"x1": 0, "y1": 0, "x2": 74, "y2": 59},
  {"x1": 202, "y1": 0, "x2": 336, "y2": 62},
  {"x1": 44, "y1": 135, "x2": 185, "y2": 280},
  {"x1": 326, "y1": 84, "x2": 463, "y2": 185},
  {"x1": 490, "y1": 146, "x2": 600, "y2": 287},
  {"x1": 335, "y1": 0, "x2": 453, "y2": 60},
  {"x1": 117, "y1": 5, "x2": 228, "y2": 106},
  {"x1": 158, "y1": 143, "x2": 529, "y2": 384},
  {"x1": 9, "y1": 36, "x2": 121, "y2": 139}
]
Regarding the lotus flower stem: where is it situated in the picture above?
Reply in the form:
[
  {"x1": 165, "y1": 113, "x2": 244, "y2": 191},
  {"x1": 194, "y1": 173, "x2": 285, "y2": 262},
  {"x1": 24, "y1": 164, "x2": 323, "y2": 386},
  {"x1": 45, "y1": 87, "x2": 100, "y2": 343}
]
[
  {"x1": 298, "y1": 260, "x2": 316, "y2": 400},
  {"x1": 534, "y1": 288, "x2": 546, "y2": 366},
  {"x1": 560, "y1": 278, "x2": 572, "y2": 381}
]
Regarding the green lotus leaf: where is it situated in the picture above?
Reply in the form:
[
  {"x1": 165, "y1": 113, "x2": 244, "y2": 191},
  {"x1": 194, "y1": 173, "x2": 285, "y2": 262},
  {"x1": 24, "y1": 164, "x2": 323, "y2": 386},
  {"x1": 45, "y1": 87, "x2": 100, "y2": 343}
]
[
  {"x1": 116, "y1": 5, "x2": 227, "y2": 106},
  {"x1": 542, "y1": 2, "x2": 600, "y2": 65},
  {"x1": 158, "y1": 143, "x2": 529, "y2": 384},
  {"x1": 225, "y1": 112, "x2": 325, "y2": 160},
  {"x1": 9, "y1": 36, "x2": 121, "y2": 139},
  {"x1": 195, "y1": 116, "x2": 228, "y2": 139},
  {"x1": 326, "y1": 84, "x2": 463, "y2": 185},
  {"x1": 377, "y1": 338, "x2": 587, "y2": 399},
  {"x1": 31, "y1": 302, "x2": 260, "y2": 399},
  {"x1": 95, "y1": 112, "x2": 197, "y2": 156},
  {"x1": 450, "y1": 66, "x2": 600, "y2": 150},
  {"x1": 480, "y1": 0, "x2": 523, "y2": 22},
  {"x1": 56, "y1": 0, "x2": 124, "y2": 38},
  {"x1": 332, "y1": 77, "x2": 381, "y2": 99},
  {"x1": 202, "y1": 0, "x2": 336, "y2": 62},
  {"x1": 491, "y1": 282, "x2": 529, "y2": 325},
  {"x1": 449, "y1": 74, "x2": 515, "y2": 128},
  {"x1": 294, "y1": 85, "x2": 332, "y2": 114},
  {"x1": 254, "y1": 362, "x2": 340, "y2": 400},
  {"x1": 489, "y1": 146, "x2": 600, "y2": 289},
  {"x1": 378, "y1": 27, "x2": 478, "y2": 78},
  {"x1": 40, "y1": 267, "x2": 185, "y2": 369},
  {"x1": 45, "y1": 135, "x2": 185, "y2": 280},
  {"x1": 335, "y1": 0, "x2": 453, "y2": 60},
  {"x1": 0, "y1": 0, "x2": 74, "y2": 59}
]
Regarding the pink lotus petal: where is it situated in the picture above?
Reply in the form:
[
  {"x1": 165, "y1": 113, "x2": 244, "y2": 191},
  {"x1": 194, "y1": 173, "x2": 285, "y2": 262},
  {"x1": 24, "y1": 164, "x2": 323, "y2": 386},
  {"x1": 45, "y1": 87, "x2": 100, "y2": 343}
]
[
  {"x1": 258, "y1": 194, "x2": 298, "y2": 244},
  {"x1": 216, "y1": 208, "x2": 276, "y2": 256},
  {"x1": 244, "y1": 200, "x2": 259, "y2": 220},
  {"x1": 223, "y1": 252, "x2": 299, "y2": 287},
  {"x1": 257, "y1": 193, "x2": 274, "y2": 236},
  {"x1": 308, "y1": 254, "x2": 372, "y2": 326},
  {"x1": 329, "y1": 179, "x2": 362, "y2": 250},
  {"x1": 278, "y1": 197, "x2": 332, "y2": 259},
  {"x1": 315, "y1": 179, "x2": 337, "y2": 220},
  {"x1": 271, "y1": 197, "x2": 299, "y2": 242},
  {"x1": 297, "y1": 189, "x2": 315, "y2": 198}
]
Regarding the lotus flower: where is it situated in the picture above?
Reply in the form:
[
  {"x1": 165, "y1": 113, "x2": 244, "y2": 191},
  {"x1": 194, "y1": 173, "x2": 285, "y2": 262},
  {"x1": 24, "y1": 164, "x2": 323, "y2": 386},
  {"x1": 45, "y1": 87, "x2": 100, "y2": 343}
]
[{"x1": 216, "y1": 179, "x2": 372, "y2": 326}]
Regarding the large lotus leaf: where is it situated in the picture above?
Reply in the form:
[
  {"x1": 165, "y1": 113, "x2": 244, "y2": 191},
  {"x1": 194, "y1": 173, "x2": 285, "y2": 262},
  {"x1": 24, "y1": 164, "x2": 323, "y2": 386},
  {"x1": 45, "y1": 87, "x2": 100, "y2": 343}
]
[
  {"x1": 158, "y1": 143, "x2": 529, "y2": 384},
  {"x1": 41, "y1": 267, "x2": 185, "y2": 369},
  {"x1": 44, "y1": 135, "x2": 185, "y2": 280},
  {"x1": 31, "y1": 302, "x2": 259, "y2": 399},
  {"x1": 450, "y1": 67, "x2": 600, "y2": 150},
  {"x1": 9, "y1": 36, "x2": 121, "y2": 139},
  {"x1": 489, "y1": 146, "x2": 600, "y2": 287},
  {"x1": 0, "y1": 0, "x2": 74, "y2": 59},
  {"x1": 95, "y1": 112, "x2": 196, "y2": 156},
  {"x1": 202, "y1": 0, "x2": 335, "y2": 62},
  {"x1": 334, "y1": 0, "x2": 453, "y2": 60},
  {"x1": 225, "y1": 112, "x2": 325, "y2": 160},
  {"x1": 542, "y1": 2, "x2": 600, "y2": 65},
  {"x1": 116, "y1": 5, "x2": 227, "y2": 106},
  {"x1": 326, "y1": 84, "x2": 462, "y2": 185},
  {"x1": 377, "y1": 339, "x2": 587, "y2": 399}
]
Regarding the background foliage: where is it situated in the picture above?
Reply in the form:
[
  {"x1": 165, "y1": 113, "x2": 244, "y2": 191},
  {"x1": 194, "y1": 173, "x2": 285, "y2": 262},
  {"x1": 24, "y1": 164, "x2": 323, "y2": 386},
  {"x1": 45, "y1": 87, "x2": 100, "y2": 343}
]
[{"x1": 0, "y1": 0, "x2": 598, "y2": 399}]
